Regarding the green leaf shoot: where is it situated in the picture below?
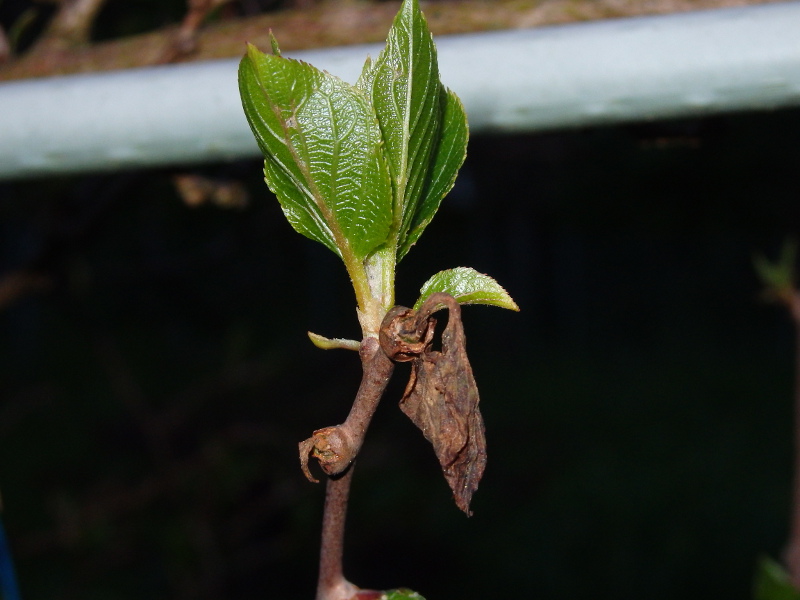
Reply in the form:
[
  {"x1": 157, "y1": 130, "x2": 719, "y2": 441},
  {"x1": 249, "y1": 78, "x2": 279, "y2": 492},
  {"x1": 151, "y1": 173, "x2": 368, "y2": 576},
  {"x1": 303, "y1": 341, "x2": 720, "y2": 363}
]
[
  {"x1": 238, "y1": 1, "x2": 517, "y2": 595},
  {"x1": 414, "y1": 267, "x2": 520, "y2": 311},
  {"x1": 237, "y1": 0, "x2": 493, "y2": 341}
]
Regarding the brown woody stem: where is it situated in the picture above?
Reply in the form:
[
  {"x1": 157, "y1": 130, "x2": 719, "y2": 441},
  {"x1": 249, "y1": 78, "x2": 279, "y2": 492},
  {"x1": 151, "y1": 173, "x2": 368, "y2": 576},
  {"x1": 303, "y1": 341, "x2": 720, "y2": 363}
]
[
  {"x1": 300, "y1": 337, "x2": 394, "y2": 481},
  {"x1": 316, "y1": 467, "x2": 358, "y2": 600},
  {"x1": 308, "y1": 336, "x2": 394, "y2": 600}
]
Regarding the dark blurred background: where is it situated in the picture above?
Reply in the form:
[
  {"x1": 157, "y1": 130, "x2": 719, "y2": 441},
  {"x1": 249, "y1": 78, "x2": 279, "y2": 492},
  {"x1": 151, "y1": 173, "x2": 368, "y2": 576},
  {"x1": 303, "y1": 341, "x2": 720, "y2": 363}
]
[
  {"x1": 1, "y1": 107, "x2": 799, "y2": 600},
  {"x1": 3, "y1": 1, "x2": 800, "y2": 599}
]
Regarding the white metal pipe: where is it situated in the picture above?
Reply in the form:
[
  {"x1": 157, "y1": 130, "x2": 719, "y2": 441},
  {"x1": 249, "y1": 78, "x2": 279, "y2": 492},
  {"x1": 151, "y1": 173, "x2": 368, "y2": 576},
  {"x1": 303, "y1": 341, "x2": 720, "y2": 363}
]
[{"x1": 1, "y1": 2, "x2": 799, "y2": 180}]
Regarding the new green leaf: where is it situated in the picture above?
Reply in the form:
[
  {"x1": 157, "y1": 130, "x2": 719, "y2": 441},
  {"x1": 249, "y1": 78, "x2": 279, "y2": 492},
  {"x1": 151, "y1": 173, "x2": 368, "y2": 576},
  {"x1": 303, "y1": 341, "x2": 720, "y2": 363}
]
[
  {"x1": 239, "y1": 44, "x2": 393, "y2": 260},
  {"x1": 358, "y1": 0, "x2": 466, "y2": 259},
  {"x1": 414, "y1": 267, "x2": 520, "y2": 311}
]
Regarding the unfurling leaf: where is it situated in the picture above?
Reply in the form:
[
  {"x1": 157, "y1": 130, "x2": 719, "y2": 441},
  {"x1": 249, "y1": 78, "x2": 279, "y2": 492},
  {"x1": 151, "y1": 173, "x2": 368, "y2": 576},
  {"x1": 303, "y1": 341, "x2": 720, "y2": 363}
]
[
  {"x1": 357, "y1": 0, "x2": 439, "y2": 243},
  {"x1": 358, "y1": 0, "x2": 468, "y2": 260},
  {"x1": 415, "y1": 267, "x2": 520, "y2": 311},
  {"x1": 380, "y1": 293, "x2": 486, "y2": 515},
  {"x1": 238, "y1": 43, "x2": 392, "y2": 260}
]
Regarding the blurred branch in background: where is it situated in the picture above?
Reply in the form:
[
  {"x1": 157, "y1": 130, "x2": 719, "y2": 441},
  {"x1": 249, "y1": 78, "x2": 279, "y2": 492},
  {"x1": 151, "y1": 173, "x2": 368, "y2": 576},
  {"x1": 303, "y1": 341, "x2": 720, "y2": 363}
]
[
  {"x1": 0, "y1": 0, "x2": 786, "y2": 81},
  {"x1": 32, "y1": 0, "x2": 109, "y2": 54},
  {"x1": 160, "y1": 0, "x2": 236, "y2": 63},
  {"x1": 0, "y1": 23, "x2": 10, "y2": 64},
  {"x1": 755, "y1": 240, "x2": 800, "y2": 591}
]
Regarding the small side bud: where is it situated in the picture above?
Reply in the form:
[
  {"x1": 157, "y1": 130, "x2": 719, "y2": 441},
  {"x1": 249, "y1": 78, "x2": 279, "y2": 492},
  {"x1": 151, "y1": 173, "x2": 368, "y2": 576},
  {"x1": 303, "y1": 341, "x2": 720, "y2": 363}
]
[
  {"x1": 299, "y1": 426, "x2": 356, "y2": 482},
  {"x1": 308, "y1": 331, "x2": 360, "y2": 351}
]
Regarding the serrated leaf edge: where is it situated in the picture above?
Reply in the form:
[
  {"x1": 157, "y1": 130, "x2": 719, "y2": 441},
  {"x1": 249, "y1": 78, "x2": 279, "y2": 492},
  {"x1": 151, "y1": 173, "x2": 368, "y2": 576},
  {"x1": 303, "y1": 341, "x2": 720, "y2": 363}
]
[{"x1": 414, "y1": 266, "x2": 520, "y2": 311}]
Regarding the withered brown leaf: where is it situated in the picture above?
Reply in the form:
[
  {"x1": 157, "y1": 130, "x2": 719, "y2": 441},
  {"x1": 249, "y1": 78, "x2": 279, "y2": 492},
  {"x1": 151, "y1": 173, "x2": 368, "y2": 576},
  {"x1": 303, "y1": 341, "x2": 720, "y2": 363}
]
[{"x1": 383, "y1": 293, "x2": 487, "y2": 516}]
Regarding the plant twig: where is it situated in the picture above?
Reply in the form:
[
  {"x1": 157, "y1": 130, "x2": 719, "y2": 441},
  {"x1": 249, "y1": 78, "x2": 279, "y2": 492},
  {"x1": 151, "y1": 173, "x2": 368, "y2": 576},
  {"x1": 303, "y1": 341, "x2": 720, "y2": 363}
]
[
  {"x1": 159, "y1": 0, "x2": 234, "y2": 63},
  {"x1": 301, "y1": 336, "x2": 394, "y2": 600},
  {"x1": 35, "y1": 0, "x2": 108, "y2": 53},
  {"x1": 755, "y1": 243, "x2": 800, "y2": 586},
  {"x1": 316, "y1": 467, "x2": 359, "y2": 600},
  {"x1": 0, "y1": 25, "x2": 10, "y2": 64},
  {"x1": 300, "y1": 337, "x2": 394, "y2": 482},
  {"x1": 784, "y1": 291, "x2": 800, "y2": 588}
]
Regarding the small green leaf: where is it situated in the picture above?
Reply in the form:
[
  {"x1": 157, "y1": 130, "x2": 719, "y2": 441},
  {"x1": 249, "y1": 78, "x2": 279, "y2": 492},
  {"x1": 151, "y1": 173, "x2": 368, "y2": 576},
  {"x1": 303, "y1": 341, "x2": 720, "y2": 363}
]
[
  {"x1": 239, "y1": 43, "x2": 393, "y2": 260},
  {"x1": 383, "y1": 590, "x2": 426, "y2": 600},
  {"x1": 415, "y1": 267, "x2": 520, "y2": 311},
  {"x1": 398, "y1": 86, "x2": 468, "y2": 259},
  {"x1": 754, "y1": 556, "x2": 800, "y2": 600},
  {"x1": 358, "y1": 0, "x2": 442, "y2": 251},
  {"x1": 307, "y1": 331, "x2": 360, "y2": 351}
]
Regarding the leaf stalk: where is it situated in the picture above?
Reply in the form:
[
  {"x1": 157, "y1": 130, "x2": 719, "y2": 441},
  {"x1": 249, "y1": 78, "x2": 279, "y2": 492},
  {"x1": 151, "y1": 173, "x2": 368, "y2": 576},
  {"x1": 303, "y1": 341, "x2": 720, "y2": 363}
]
[{"x1": 356, "y1": 245, "x2": 397, "y2": 336}]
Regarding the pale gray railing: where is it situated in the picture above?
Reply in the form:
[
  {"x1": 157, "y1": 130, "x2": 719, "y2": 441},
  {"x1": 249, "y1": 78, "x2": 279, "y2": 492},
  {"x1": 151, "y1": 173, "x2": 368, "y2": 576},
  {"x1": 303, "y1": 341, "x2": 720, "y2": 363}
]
[{"x1": 0, "y1": 1, "x2": 799, "y2": 180}]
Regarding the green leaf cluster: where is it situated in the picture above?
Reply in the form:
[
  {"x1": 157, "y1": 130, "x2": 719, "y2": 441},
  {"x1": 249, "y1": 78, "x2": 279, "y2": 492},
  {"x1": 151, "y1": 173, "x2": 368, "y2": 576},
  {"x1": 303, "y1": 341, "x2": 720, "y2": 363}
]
[
  {"x1": 238, "y1": 0, "x2": 519, "y2": 336},
  {"x1": 238, "y1": 0, "x2": 467, "y2": 322}
]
